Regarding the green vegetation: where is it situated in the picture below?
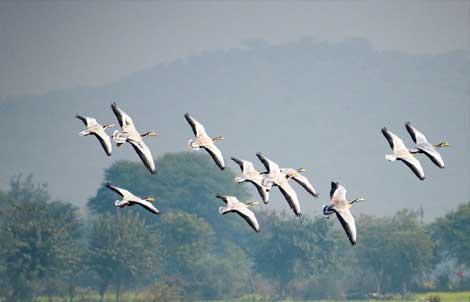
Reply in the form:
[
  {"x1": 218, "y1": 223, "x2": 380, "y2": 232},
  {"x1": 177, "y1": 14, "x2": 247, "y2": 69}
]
[{"x1": 0, "y1": 152, "x2": 469, "y2": 302}]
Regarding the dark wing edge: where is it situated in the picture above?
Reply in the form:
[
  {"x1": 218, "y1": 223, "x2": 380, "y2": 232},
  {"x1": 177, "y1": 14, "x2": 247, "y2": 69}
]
[
  {"x1": 184, "y1": 113, "x2": 198, "y2": 136},
  {"x1": 106, "y1": 183, "x2": 124, "y2": 197},
  {"x1": 293, "y1": 177, "x2": 319, "y2": 198},
  {"x1": 334, "y1": 210, "x2": 356, "y2": 246},
  {"x1": 330, "y1": 181, "x2": 339, "y2": 199},
  {"x1": 405, "y1": 122, "x2": 418, "y2": 144},
  {"x1": 256, "y1": 152, "x2": 271, "y2": 172},
  {"x1": 215, "y1": 193, "x2": 228, "y2": 204},
  {"x1": 75, "y1": 114, "x2": 88, "y2": 126},
  {"x1": 421, "y1": 149, "x2": 445, "y2": 169},
  {"x1": 398, "y1": 158, "x2": 425, "y2": 181},
  {"x1": 278, "y1": 185, "x2": 301, "y2": 217},
  {"x1": 92, "y1": 133, "x2": 112, "y2": 156},
  {"x1": 231, "y1": 157, "x2": 244, "y2": 170},
  {"x1": 111, "y1": 102, "x2": 124, "y2": 128},
  {"x1": 381, "y1": 127, "x2": 395, "y2": 149},
  {"x1": 129, "y1": 142, "x2": 157, "y2": 174},
  {"x1": 203, "y1": 146, "x2": 225, "y2": 170}
]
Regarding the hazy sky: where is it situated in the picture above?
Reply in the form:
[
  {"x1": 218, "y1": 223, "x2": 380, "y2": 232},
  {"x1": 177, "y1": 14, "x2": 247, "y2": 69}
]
[{"x1": 0, "y1": 0, "x2": 468, "y2": 98}]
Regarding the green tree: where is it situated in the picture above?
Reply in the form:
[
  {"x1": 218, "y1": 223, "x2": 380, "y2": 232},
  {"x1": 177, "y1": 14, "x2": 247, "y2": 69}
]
[
  {"x1": 252, "y1": 211, "x2": 338, "y2": 298},
  {"x1": 431, "y1": 202, "x2": 470, "y2": 267},
  {"x1": 87, "y1": 212, "x2": 161, "y2": 302},
  {"x1": 0, "y1": 175, "x2": 84, "y2": 302},
  {"x1": 190, "y1": 241, "x2": 254, "y2": 299},
  {"x1": 354, "y1": 210, "x2": 433, "y2": 299}
]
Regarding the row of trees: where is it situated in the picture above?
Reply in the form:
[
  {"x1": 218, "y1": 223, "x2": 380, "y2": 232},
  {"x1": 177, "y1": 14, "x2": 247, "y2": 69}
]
[{"x1": 0, "y1": 152, "x2": 469, "y2": 302}]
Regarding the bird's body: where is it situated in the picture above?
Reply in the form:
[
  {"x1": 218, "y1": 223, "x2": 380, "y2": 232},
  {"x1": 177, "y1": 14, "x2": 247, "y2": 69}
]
[
  {"x1": 232, "y1": 157, "x2": 271, "y2": 203},
  {"x1": 216, "y1": 194, "x2": 260, "y2": 232},
  {"x1": 76, "y1": 114, "x2": 114, "y2": 156},
  {"x1": 323, "y1": 182, "x2": 365, "y2": 246},
  {"x1": 111, "y1": 102, "x2": 157, "y2": 174},
  {"x1": 185, "y1": 113, "x2": 225, "y2": 169},
  {"x1": 382, "y1": 127, "x2": 425, "y2": 180},
  {"x1": 256, "y1": 153, "x2": 301, "y2": 217},
  {"x1": 405, "y1": 122, "x2": 449, "y2": 169},
  {"x1": 280, "y1": 168, "x2": 319, "y2": 198},
  {"x1": 106, "y1": 183, "x2": 159, "y2": 214}
]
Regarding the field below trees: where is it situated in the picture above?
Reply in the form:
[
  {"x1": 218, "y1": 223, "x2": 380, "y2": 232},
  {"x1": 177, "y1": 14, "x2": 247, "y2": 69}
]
[{"x1": 32, "y1": 290, "x2": 470, "y2": 302}]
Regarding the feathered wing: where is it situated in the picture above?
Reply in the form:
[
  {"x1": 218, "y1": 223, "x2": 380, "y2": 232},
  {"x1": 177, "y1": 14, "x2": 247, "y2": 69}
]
[
  {"x1": 203, "y1": 142, "x2": 225, "y2": 170},
  {"x1": 252, "y1": 181, "x2": 270, "y2": 203},
  {"x1": 405, "y1": 122, "x2": 429, "y2": 145},
  {"x1": 278, "y1": 181, "x2": 301, "y2": 217},
  {"x1": 106, "y1": 183, "x2": 132, "y2": 198},
  {"x1": 399, "y1": 156, "x2": 426, "y2": 180},
  {"x1": 256, "y1": 153, "x2": 280, "y2": 173},
  {"x1": 133, "y1": 199, "x2": 159, "y2": 215},
  {"x1": 111, "y1": 102, "x2": 136, "y2": 132},
  {"x1": 185, "y1": 113, "x2": 208, "y2": 137},
  {"x1": 334, "y1": 207, "x2": 357, "y2": 246},
  {"x1": 291, "y1": 175, "x2": 319, "y2": 198},
  {"x1": 235, "y1": 207, "x2": 260, "y2": 232},
  {"x1": 330, "y1": 182, "x2": 347, "y2": 204},
  {"x1": 231, "y1": 157, "x2": 245, "y2": 170},
  {"x1": 382, "y1": 127, "x2": 408, "y2": 153},
  {"x1": 93, "y1": 128, "x2": 112, "y2": 156},
  {"x1": 128, "y1": 139, "x2": 157, "y2": 174},
  {"x1": 421, "y1": 148, "x2": 445, "y2": 168},
  {"x1": 76, "y1": 114, "x2": 92, "y2": 127},
  {"x1": 216, "y1": 194, "x2": 239, "y2": 208}
]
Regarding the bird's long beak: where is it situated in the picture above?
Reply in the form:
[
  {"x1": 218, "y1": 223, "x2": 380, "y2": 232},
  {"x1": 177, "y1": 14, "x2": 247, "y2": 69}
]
[
  {"x1": 149, "y1": 131, "x2": 158, "y2": 137},
  {"x1": 104, "y1": 124, "x2": 115, "y2": 129},
  {"x1": 145, "y1": 197, "x2": 156, "y2": 202},
  {"x1": 297, "y1": 168, "x2": 308, "y2": 173},
  {"x1": 248, "y1": 201, "x2": 260, "y2": 206},
  {"x1": 442, "y1": 141, "x2": 450, "y2": 147},
  {"x1": 350, "y1": 197, "x2": 366, "y2": 204},
  {"x1": 213, "y1": 135, "x2": 224, "y2": 141}
]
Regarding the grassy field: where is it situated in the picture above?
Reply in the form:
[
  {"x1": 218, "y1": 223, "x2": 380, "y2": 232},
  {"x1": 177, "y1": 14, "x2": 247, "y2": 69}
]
[
  {"x1": 35, "y1": 291, "x2": 470, "y2": 302},
  {"x1": 197, "y1": 291, "x2": 470, "y2": 302}
]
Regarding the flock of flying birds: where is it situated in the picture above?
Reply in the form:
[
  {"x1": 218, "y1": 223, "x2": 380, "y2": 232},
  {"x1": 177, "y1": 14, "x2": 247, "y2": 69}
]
[{"x1": 76, "y1": 102, "x2": 450, "y2": 245}]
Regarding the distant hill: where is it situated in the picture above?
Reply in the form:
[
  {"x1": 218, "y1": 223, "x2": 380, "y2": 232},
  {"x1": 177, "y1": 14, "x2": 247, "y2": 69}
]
[{"x1": 1, "y1": 38, "x2": 468, "y2": 218}]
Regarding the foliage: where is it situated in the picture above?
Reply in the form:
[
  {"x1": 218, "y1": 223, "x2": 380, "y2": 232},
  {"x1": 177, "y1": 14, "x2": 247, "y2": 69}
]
[
  {"x1": 431, "y1": 202, "x2": 470, "y2": 267},
  {"x1": 87, "y1": 212, "x2": 161, "y2": 302},
  {"x1": 0, "y1": 175, "x2": 83, "y2": 302},
  {"x1": 251, "y1": 211, "x2": 339, "y2": 297}
]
